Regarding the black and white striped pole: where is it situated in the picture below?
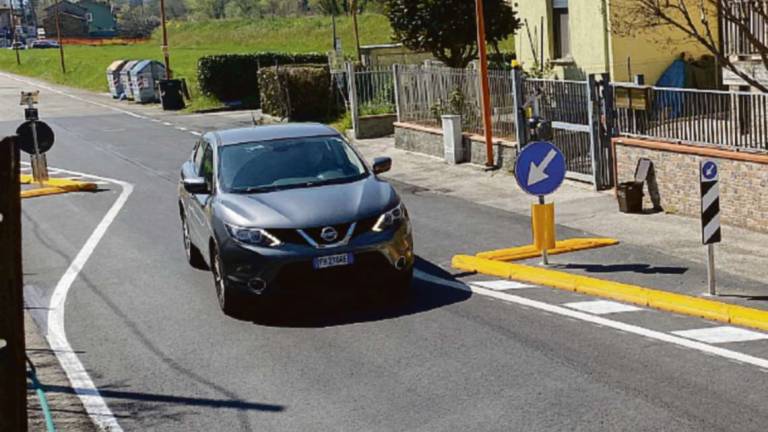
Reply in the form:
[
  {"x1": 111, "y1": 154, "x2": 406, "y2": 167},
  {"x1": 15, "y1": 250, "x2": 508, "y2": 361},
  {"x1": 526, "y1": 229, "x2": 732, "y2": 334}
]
[{"x1": 700, "y1": 159, "x2": 721, "y2": 296}]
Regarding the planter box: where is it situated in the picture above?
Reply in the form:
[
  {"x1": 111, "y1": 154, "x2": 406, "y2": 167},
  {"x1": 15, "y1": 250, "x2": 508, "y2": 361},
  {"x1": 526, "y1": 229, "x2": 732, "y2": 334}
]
[{"x1": 356, "y1": 114, "x2": 397, "y2": 139}]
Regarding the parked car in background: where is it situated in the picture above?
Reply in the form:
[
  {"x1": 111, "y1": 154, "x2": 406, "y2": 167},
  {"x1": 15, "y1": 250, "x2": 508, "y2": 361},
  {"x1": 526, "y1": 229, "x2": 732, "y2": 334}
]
[
  {"x1": 178, "y1": 124, "x2": 414, "y2": 318},
  {"x1": 8, "y1": 41, "x2": 26, "y2": 50},
  {"x1": 31, "y1": 39, "x2": 59, "y2": 49}
]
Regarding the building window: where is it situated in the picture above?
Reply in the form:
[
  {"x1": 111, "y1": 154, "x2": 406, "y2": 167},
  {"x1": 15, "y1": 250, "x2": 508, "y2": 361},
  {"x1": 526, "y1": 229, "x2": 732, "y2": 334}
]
[{"x1": 552, "y1": 0, "x2": 570, "y2": 59}]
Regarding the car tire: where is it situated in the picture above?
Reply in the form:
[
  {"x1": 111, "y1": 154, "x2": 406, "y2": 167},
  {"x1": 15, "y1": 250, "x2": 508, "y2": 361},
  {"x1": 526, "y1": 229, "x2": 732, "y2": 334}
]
[
  {"x1": 211, "y1": 246, "x2": 251, "y2": 319},
  {"x1": 181, "y1": 213, "x2": 207, "y2": 270}
]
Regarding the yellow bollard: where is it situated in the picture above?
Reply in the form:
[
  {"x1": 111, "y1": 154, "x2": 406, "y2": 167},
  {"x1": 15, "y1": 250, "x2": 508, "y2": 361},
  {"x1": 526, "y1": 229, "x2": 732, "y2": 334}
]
[{"x1": 531, "y1": 202, "x2": 556, "y2": 252}]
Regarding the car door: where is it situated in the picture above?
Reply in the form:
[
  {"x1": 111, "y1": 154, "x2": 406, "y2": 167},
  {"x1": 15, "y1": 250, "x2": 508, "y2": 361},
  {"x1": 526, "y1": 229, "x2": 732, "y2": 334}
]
[{"x1": 188, "y1": 140, "x2": 215, "y2": 248}]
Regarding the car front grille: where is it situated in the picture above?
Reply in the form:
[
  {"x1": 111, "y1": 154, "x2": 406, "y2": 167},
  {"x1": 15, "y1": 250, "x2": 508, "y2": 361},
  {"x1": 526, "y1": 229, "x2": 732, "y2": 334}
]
[{"x1": 270, "y1": 215, "x2": 382, "y2": 247}]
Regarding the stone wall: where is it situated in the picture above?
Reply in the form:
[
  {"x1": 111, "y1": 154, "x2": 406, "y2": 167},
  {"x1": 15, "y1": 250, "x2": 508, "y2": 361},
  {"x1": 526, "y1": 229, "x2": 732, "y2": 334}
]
[
  {"x1": 614, "y1": 137, "x2": 768, "y2": 233},
  {"x1": 356, "y1": 114, "x2": 396, "y2": 140},
  {"x1": 394, "y1": 122, "x2": 518, "y2": 170}
]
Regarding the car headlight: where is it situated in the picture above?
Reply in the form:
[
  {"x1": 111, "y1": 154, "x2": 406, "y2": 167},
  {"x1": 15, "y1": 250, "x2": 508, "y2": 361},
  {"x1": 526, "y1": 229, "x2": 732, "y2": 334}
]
[
  {"x1": 373, "y1": 203, "x2": 407, "y2": 232},
  {"x1": 225, "y1": 224, "x2": 282, "y2": 247}
]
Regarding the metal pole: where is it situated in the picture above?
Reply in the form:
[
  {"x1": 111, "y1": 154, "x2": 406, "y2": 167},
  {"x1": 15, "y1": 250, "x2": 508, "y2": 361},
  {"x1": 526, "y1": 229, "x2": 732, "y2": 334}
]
[
  {"x1": 9, "y1": 0, "x2": 20, "y2": 65},
  {"x1": 539, "y1": 195, "x2": 549, "y2": 266},
  {"x1": 351, "y1": 0, "x2": 361, "y2": 63},
  {"x1": 707, "y1": 244, "x2": 717, "y2": 296},
  {"x1": 475, "y1": 0, "x2": 495, "y2": 167},
  {"x1": 0, "y1": 135, "x2": 27, "y2": 432},
  {"x1": 159, "y1": 0, "x2": 171, "y2": 79},
  {"x1": 55, "y1": 3, "x2": 66, "y2": 74}
]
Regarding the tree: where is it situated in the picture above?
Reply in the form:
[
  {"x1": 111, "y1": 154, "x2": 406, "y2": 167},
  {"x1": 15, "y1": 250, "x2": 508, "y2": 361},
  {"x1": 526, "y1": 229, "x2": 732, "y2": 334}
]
[
  {"x1": 612, "y1": 0, "x2": 768, "y2": 92},
  {"x1": 385, "y1": 0, "x2": 519, "y2": 68},
  {"x1": 192, "y1": 0, "x2": 229, "y2": 19}
]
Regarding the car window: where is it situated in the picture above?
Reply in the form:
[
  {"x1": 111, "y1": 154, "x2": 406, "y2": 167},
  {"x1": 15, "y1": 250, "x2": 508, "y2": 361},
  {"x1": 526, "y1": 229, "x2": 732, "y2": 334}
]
[
  {"x1": 192, "y1": 140, "x2": 204, "y2": 171},
  {"x1": 199, "y1": 144, "x2": 214, "y2": 186},
  {"x1": 219, "y1": 136, "x2": 368, "y2": 193}
]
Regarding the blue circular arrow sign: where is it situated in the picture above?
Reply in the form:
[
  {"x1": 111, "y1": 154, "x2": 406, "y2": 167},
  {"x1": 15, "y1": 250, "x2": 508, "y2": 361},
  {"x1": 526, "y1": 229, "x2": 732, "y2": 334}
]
[
  {"x1": 515, "y1": 141, "x2": 567, "y2": 196},
  {"x1": 702, "y1": 160, "x2": 718, "y2": 181}
]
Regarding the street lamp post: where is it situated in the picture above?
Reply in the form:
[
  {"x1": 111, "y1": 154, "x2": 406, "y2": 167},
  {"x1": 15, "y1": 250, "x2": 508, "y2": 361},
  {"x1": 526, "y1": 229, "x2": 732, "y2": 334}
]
[
  {"x1": 55, "y1": 2, "x2": 66, "y2": 74},
  {"x1": 159, "y1": 0, "x2": 171, "y2": 79},
  {"x1": 9, "y1": 0, "x2": 20, "y2": 65},
  {"x1": 474, "y1": 0, "x2": 495, "y2": 167}
]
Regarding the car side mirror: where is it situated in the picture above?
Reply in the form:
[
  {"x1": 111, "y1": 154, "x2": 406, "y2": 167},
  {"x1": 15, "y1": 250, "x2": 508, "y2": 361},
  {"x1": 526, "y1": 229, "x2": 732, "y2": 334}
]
[
  {"x1": 183, "y1": 176, "x2": 209, "y2": 194},
  {"x1": 372, "y1": 157, "x2": 392, "y2": 175}
]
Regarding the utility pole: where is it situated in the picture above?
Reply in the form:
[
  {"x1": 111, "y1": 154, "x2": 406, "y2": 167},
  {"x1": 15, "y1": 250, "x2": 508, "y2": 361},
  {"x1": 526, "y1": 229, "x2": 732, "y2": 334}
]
[
  {"x1": 9, "y1": 0, "x2": 20, "y2": 65},
  {"x1": 0, "y1": 135, "x2": 27, "y2": 432},
  {"x1": 55, "y1": 2, "x2": 66, "y2": 74},
  {"x1": 474, "y1": 0, "x2": 495, "y2": 167},
  {"x1": 159, "y1": 0, "x2": 171, "y2": 78},
  {"x1": 350, "y1": 0, "x2": 361, "y2": 63}
]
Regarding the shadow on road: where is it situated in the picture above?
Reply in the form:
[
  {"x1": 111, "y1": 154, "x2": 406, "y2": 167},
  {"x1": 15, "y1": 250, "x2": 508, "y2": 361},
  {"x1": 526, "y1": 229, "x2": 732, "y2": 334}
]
[
  {"x1": 243, "y1": 257, "x2": 472, "y2": 328},
  {"x1": 559, "y1": 263, "x2": 688, "y2": 275}
]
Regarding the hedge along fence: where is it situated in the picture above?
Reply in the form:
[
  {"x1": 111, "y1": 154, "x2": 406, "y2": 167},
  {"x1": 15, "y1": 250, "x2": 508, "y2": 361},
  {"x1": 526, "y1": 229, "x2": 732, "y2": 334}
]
[
  {"x1": 259, "y1": 64, "x2": 342, "y2": 121},
  {"x1": 197, "y1": 52, "x2": 328, "y2": 107}
]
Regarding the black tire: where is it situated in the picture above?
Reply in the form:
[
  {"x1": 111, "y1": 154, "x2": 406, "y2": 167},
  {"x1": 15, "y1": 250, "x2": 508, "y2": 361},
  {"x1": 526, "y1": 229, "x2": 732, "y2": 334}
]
[
  {"x1": 181, "y1": 213, "x2": 207, "y2": 270},
  {"x1": 211, "y1": 246, "x2": 247, "y2": 318}
]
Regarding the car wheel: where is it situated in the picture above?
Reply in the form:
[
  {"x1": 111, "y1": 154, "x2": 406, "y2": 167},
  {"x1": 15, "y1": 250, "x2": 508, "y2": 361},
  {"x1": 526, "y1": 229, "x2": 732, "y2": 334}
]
[
  {"x1": 211, "y1": 246, "x2": 248, "y2": 318},
  {"x1": 181, "y1": 213, "x2": 207, "y2": 269}
]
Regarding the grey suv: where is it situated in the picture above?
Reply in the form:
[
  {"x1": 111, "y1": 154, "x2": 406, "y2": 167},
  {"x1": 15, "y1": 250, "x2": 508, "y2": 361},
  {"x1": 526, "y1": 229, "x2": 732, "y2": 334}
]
[{"x1": 178, "y1": 124, "x2": 414, "y2": 317}]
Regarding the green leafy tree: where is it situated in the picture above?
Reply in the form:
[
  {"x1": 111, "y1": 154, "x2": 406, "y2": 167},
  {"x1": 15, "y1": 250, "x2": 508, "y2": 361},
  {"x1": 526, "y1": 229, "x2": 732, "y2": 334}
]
[{"x1": 385, "y1": 0, "x2": 520, "y2": 68}]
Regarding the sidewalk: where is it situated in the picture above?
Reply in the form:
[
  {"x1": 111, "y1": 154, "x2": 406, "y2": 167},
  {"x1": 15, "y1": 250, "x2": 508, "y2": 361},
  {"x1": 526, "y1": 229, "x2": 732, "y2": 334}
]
[
  {"x1": 353, "y1": 136, "x2": 768, "y2": 311},
  {"x1": 26, "y1": 312, "x2": 96, "y2": 431}
]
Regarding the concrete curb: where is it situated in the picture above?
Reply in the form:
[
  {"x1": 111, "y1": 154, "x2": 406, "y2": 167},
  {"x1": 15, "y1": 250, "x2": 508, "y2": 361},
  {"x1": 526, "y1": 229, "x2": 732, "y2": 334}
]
[
  {"x1": 20, "y1": 176, "x2": 98, "y2": 198},
  {"x1": 452, "y1": 255, "x2": 768, "y2": 332},
  {"x1": 477, "y1": 238, "x2": 620, "y2": 261}
]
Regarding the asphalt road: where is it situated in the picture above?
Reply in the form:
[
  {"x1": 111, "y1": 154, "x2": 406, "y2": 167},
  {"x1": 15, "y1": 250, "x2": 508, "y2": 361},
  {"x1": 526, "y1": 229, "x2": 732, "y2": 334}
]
[{"x1": 5, "y1": 73, "x2": 768, "y2": 432}]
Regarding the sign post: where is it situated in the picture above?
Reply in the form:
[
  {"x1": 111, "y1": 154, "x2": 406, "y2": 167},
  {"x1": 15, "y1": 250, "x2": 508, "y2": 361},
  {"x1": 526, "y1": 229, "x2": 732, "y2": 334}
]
[
  {"x1": 515, "y1": 141, "x2": 566, "y2": 266},
  {"x1": 700, "y1": 159, "x2": 721, "y2": 296},
  {"x1": 19, "y1": 91, "x2": 52, "y2": 186}
]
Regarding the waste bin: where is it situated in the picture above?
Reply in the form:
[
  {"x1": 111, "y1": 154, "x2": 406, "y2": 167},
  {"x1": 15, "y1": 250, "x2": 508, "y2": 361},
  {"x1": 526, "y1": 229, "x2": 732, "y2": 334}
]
[
  {"x1": 106, "y1": 60, "x2": 128, "y2": 98},
  {"x1": 617, "y1": 182, "x2": 644, "y2": 213},
  {"x1": 130, "y1": 60, "x2": 167, "y2": 103},
  {"x1": 119, "y1": 60, "x2": 139, "y2": 100},
  {"x1": 159, "y1": 79, "x2": 185, "y2": 111}
]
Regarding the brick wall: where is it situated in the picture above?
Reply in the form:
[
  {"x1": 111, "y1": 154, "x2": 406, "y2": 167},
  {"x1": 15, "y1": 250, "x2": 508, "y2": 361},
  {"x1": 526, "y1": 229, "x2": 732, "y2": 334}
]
[{"x1": 615, "y1": 138, "x2": 768, "y2": 233}]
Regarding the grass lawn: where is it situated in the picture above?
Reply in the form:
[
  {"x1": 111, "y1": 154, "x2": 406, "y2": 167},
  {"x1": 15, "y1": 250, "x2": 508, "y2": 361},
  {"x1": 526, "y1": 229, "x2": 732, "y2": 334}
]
[
  {"x1": 0, "y1": 14, "x2": 394, "y2": 111},
  {"x1": 0, "y1": 14, "x2": 515, "y2": 112}
]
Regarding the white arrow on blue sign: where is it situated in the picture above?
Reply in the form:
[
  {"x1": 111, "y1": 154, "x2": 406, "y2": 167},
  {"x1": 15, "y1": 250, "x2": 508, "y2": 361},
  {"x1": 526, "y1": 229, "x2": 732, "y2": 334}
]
[{"x1": 514, "y1": 141, "x2": 567, "y2": 196}]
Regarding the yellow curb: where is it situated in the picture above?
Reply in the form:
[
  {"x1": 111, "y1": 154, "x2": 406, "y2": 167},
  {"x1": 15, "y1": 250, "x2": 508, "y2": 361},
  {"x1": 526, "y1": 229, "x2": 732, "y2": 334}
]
[
  {"x1": 477, "y1": 238, "x2": 619, "y2": 261},
  {"x1": 20, "y1": 177, "x2": 98, "y2": 199},
  {"x1": 452, "y1": 255, "x2": 768, "y2": 333}
]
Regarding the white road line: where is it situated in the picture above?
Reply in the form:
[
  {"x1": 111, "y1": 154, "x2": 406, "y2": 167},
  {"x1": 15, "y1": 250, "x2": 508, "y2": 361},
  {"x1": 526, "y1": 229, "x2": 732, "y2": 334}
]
[
  {"x1": 470, "y1": 280, "x2": 534, "y2": 290},
  {"x1": 563, "y1": 300, "x2": 643, "y2": 315},
  {"x1": 162, "y1": 122, "x2": 173, "y2": 126},
  {"x1": 415, "y1": 270, "x2": 768, "y2": 370},
  {"x1": 190, "y1": 131, "x2": 202, "y2": 136},
  {"x1": 25, "y1": 165, "x2": 131, "y2": 432},
  {"x1": 672, "y1": 326, "x2": 768, "y2": 344},
  {"x1": 176, "y1": 126, "x2": 188, "y2": 131}
]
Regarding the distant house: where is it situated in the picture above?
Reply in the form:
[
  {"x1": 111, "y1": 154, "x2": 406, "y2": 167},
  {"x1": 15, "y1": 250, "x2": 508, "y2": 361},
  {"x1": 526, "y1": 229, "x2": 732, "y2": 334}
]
[
  {"x1": 42, "y1": 0, "x2": 117, "y2": 38},
  {"x1": 1, "y1": 0, "x2": 13, "y2": 43},
  {"x1": 511, "y1": 0, "x2": 716, "y2": 84},
  {"x1": 721, "y1": 0, "x2": 768, "y2": 91}
]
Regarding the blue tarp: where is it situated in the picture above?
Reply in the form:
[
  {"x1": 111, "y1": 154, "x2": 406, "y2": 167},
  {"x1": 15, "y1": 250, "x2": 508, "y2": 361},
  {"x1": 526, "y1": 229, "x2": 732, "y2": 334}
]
[{"x1": 654, "y1": 59, "x2": 688, "y2": 118}]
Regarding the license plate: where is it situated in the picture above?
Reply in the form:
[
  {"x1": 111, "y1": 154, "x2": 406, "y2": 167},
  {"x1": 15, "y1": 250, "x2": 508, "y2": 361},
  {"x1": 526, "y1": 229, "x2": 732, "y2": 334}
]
[{"x1": 313, "y1": 253, "x2": 354, "y2": 270}]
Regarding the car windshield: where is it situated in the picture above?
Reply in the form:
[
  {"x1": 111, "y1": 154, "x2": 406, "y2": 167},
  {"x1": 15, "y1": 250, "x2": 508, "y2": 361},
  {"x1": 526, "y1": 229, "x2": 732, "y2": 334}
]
[{"x1": 219, "y1": 136, "x2": 368, "y2": 193}]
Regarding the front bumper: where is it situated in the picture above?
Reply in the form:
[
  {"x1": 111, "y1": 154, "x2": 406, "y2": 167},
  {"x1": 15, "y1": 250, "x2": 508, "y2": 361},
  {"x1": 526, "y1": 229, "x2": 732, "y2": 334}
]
[{"x1": 217, "y1": 222, "x2": 414, "y2": 296}]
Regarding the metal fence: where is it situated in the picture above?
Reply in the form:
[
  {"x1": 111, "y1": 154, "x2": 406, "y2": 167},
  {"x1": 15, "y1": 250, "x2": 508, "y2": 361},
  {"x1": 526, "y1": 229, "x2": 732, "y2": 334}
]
[
  {"x1": 353, "y1": 66, "x2": 396, "y2": 116},
  {"x1": 723, "y1": 0, "x2": 768, "y2": 56},
  {"x1": 613, "y1": 84, "x2": 768, "y2": 152},
  {"x1": 395, "y1": 65, "x2": 516, "y2": 139}
]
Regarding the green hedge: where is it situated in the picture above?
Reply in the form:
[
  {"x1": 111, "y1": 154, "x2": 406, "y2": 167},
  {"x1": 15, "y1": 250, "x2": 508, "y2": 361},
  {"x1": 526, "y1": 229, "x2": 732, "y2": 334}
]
[
  {"x1": 258, "y1": 65, "x2": 340, "y2": 121},
  {"x1": 197, "y1": 52, "x2": 328, "y2": 107}
]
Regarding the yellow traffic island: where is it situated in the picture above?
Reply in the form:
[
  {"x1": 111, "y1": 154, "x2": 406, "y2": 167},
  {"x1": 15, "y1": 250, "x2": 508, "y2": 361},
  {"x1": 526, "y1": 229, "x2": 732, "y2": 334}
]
[
  {"x1": 452, "y1": 254, "x2": 768, "y2": 333},
  {"x1": 477, "y1": 238, "x2": 620, "y2": 261},
  {"x1": 20, "y1": 175, "x2": 98, "y2": 199}
]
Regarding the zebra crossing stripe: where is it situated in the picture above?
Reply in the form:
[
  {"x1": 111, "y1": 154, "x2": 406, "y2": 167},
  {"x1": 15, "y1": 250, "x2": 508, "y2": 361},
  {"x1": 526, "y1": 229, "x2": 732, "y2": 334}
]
[{"x1": 700, "y1": 160, "x2": 721, "y2": 245}]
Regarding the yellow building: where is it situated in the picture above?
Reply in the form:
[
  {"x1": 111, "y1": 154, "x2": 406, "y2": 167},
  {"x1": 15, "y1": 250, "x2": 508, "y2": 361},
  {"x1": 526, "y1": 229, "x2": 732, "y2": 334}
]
[{"x1": 511, "y1": 0, "x2": 716, "y2": 84}]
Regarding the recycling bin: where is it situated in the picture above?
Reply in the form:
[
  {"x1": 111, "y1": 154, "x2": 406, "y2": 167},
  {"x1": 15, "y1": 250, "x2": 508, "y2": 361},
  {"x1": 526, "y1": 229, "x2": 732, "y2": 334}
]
[
  {"x1": 106, "y1": 60, "x2": 128, "y2": 99},
  {"x1": 159, "y1": 79, "x2": 185, "y2": 111},
  {"x1": 119, "y1": 60, "x2": 139, "y2": 100},
  {"x1": 617, "y1": 182, "x2": 644, "y2": 214},
  {"x1": 130, "y1": 60, "x2": 167, "y2": 103}
]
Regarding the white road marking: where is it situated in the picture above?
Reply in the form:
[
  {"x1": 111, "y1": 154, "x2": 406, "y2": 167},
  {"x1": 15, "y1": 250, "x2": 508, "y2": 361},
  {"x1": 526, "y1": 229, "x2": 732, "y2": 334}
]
[
  {"x1": 672, "y1": 326, "x2": 768, "y2": 344},
  {"x1": 162, "y1": 122, "x2": 173, "y2": 126},
  {"x1": 176, "y1": 126, "x2": 188, "y2": 131},
  {"x1": 415, "y1": 270, "x2": 768, "y2": 370},
  {"x1": 25, "y1": 165, "x2": 131, "y2": 432},
  {"x1": 190, "y1": 131, "x2": 202, "y2": 136},
  {"x1": 563, "y1": 300, "x2": 643, "y2": 315},
  {"x1": 471, "y1": 280, "x2": 534, "y2": 290}
]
